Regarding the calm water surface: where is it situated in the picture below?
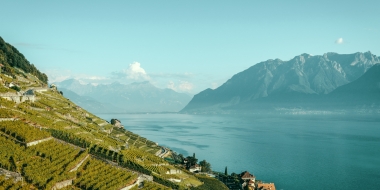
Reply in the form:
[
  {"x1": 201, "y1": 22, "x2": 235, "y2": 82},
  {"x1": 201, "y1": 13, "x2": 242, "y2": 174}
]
[{"x1": 98, "y1": 113, "x2": 380, "y2": 190}]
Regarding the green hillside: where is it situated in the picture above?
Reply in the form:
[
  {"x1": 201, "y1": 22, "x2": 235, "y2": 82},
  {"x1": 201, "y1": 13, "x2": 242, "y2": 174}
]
[
  {"x1": 0, "y1": 38, "x2": 228, "y2": 190},
  {"x1": 0, "y1": 37, "x2": 48, "y2": 84}
]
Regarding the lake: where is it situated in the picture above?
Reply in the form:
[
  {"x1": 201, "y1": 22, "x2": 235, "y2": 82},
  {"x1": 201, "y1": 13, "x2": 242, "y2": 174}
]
[{"x1": 97, "y1": 113, "x2": 380, "y2": 190}]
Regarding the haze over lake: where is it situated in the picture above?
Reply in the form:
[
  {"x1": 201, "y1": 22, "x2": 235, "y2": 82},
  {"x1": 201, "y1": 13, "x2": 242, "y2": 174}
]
[{"x1": 99, "y1": 113, "x2": 380, "y2": 190}]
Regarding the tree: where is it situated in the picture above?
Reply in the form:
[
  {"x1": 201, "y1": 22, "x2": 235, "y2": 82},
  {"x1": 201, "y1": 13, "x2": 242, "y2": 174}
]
[
  {"x1": 225, "y1": 166, "x2": 228, "y2": 175},
  {"x1": 199, "y1": 160, "x2": 211, "y2": 173},
  {"x1": 186, "y1": 156, "x2": 198, "y2": 168},
  {"x1": 59, "y1": 91, "x2": 63, "y2": 95},
  {"x1": 10, "y1": 85, "x2": 20, "y2": 92}
]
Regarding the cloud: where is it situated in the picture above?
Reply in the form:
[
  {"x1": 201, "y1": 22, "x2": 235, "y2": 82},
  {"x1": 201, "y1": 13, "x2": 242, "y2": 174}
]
[
  {"x1": 335, "y1": 38, "x2": 344, "y2": 44},
  {"x1": 150, "y1": 72, "x2": 194, "y2": 80},
  {"x1": 167, "y1": 81, "x2": 176, "y2": 90},
  {"x1": 44, "y1": 69, "x2": 108, "y2": 84},
  {"x1": 179, "y1": 81, "x2": 194, "y2": 92},
  {"x1": 111, "y1": 62, "x2": 150, "y2": 81},
  {"x1": 211, "y1": 82, "x2": 219, "y2": 89},
  {"x1": 166, "y1": 81, "x2": 194, "y2": 92}
]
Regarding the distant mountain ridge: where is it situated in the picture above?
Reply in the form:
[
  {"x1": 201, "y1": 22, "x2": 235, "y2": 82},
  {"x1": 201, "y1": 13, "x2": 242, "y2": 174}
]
[
  {"x1": 182, "y1": 52, "x2": 380, "y2": 113},
  {"x1": 59, "y1": 88, "x2": 125, "y2": 113},
  {"x1": 56, "y1": 79, "x2": 192, "y2": 113}
]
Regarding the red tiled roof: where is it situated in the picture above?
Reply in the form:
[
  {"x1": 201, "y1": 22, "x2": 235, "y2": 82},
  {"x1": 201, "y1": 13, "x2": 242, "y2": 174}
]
[
  {"x1": 257, "y1": 183, "x2": 276, "y2": 190},
  {"x1": 241, "y1": 171, "x2": 255, "y2": 179}
]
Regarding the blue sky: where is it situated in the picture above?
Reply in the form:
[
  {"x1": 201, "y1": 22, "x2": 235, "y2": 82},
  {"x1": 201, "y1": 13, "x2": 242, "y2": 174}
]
[{"x1": 1, "y1": 0, "x2": 379, "y2": 94}]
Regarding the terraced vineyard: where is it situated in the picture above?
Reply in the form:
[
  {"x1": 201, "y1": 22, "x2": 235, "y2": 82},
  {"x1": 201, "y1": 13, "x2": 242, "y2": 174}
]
[
  {"x1": 75, "y1": 158, "x2": 137, "y2": 190},
  {"x1": 0, "y1": 175, "x2": 30, "y2": 190},
  {"x1": 131, "y1": 181, "x2": 170, "y2": 190},
  {"x1": 0, "y1": 38, "x2": 222, "y2": 189},
  {"x1": 0, "y1": 120, "x2": 50, "y2": 143},
  {"x1": 22, "y1": 141, "x2": 82, "y2": 189}
]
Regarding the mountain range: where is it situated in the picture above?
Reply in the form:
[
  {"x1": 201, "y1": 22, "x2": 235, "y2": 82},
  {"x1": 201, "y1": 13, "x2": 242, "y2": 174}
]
[
  {"x1": 56, "y1": 79, "x2": 192, "y2": 113},
  {"x1": 181, "y1": 52, "x2": 380, "y2": 113}
]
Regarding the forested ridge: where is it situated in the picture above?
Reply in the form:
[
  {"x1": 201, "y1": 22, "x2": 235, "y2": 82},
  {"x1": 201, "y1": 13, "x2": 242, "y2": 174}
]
[{"x1": 0, "y1": 36, "x2": 48, "y2": 84}]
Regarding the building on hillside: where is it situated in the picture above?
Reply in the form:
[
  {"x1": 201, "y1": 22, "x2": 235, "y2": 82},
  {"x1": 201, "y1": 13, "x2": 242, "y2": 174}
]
[
  {"x1": 257, "y1": 182, "x2": 276, "y2": 190},
  {"x1": 111, "y1": 118, "x2": 124, "y2": 128},
  {"x1": 240, "y1": 171, "x2": 256, "y2": 189},
  {"x1": 189, "y1": 164, "x2": 202, "y2": 173},
  {"x1": 50, "y1": 83, "x2": 57, "y2": 90},
  {"x1": 166, "y1": 169, "x2": 182, "y2": 175},
  {"x1": 240, "y1": 171, "x2": 255, "y2": 181},
  {"x1": 23, "y1": 89, "x2": 34, "y2": 96}
]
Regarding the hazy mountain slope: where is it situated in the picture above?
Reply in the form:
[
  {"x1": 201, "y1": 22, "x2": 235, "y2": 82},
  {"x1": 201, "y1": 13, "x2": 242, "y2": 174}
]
[
  {"x1": 59, "y1": 88, "x2": 124, "y2": 113},
  {"x1": 325, "y1": 63, "x2": 380, "y2": 108},
  {"x1": 182, "y1": 52, "x2": 380, "y2": 112},
  {"x1": 56, "y1": 80, "x2": 192, "y2": 112}
]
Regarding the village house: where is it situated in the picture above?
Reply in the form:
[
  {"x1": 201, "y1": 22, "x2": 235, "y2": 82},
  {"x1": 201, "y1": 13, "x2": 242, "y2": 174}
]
[
  {"x1": 166, "y1": 169, "x2": 182, "y2": 175},
  {"x1": 257, "y1": 182, "x2": 276, "y2": 190},
  {"x1": 189, "y1": 164, "x2": 202, "y2": 173},
  {"x1": 240, "y1": 171, "x2": 256, "y2": 189}
]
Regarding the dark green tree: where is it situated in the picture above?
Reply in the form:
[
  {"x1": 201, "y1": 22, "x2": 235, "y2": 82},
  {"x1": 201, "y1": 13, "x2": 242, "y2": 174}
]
[
  {"x1": 186, "y1": 156, "x2": 198, "y2": 168},
  {"x1": 199, "y1": 160, "x2": 211, "y2": 172},
  {"x1": 225, "y1": 166, "x2": 228, "y2": 175}
]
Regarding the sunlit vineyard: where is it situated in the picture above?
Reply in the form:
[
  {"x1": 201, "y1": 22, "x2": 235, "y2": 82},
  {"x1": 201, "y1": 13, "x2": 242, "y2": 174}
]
[
  {"x1": 0, "y1": 175, "x2": 30, "y2": 190},
  {"x1": 0, "y1": 120, "x2": 50, "y2": 142},
  {"x1": 0, "y1": 137, "x2": 29, "y2": 171},
  {"x1": 75, "y1": 158, "x2": 137, "y2": 190},
  {"x1": 0, "y1": 65, "x2": 206, "y2": 189},
  {"x1": 131, "y1": 181, "x2": 170, "y2": 190},
  {"x1": 22, "y1": 140, "x2": 82, "y2": 189}
]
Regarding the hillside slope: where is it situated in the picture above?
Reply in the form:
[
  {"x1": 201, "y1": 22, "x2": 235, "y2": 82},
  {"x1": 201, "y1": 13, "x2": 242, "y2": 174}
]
[
  {"x1": 0, "y1": 36, "x2": 47, "y2": 84},
  {"x1": 0, "y1": 37, "x2": 227, "y2": 190},
  {"x1": 324, "y1": 63, "x2": 380, "y2": 108}
]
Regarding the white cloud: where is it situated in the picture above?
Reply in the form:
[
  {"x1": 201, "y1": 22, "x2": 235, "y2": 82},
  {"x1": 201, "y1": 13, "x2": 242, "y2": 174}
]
[
  {"x1": 125, "y1": 62, "x2": 150, "y2": 80},
  {"x1": 44, "y1": 69, "x2": 109, "y2": 84},
  {"x1": 112, "y1": 62, "x2": 150, "y2": 81},
  {"x1": 167, "y1": 81, "x2": 176, "y2": 90},
  {"x1": 179, "y1": 81, "x2": 194, "y2": 92},
  {"x1": 166, "y1": 81, "x2": 194, "y2": 92},
  {"x1": 211, "y1": 82, "x2": 219, "y2": 89},
  {"x1": 335, "y1": 38, "x2": 344, "y2": 44}
]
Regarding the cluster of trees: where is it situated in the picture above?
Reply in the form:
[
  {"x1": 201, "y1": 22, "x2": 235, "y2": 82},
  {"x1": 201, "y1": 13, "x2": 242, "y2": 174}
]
[
  {"x1": 0, "y1": 37, "x2": 48, "y2": 83},
  {"x1": 183, "y1": 153, "x2": 212, "y2": 173},
  {"x1": 0, "y1": 120, "x2": 50, "y2": 143},
  {"x1": 74, "y1": 159, "x2": 137, "y2": 190}
]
